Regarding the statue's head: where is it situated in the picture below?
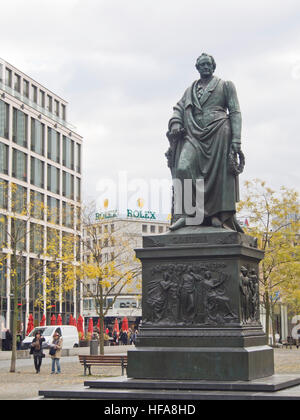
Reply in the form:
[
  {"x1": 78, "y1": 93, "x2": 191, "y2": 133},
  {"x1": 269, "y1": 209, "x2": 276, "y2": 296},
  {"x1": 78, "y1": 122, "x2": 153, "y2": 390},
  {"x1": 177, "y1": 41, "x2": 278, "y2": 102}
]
[
  {"x1": 241, "y1": 266, "x2": 248, "y2": 275},
  {"x1": 195, "y1": 53, "x2": 216, "y2": 78}
]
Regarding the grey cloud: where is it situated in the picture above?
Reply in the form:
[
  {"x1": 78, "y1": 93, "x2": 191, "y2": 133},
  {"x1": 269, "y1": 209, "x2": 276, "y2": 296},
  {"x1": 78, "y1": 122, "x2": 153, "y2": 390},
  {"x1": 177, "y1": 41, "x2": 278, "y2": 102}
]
[{"x1": 1, "y1": 0, "x2": 300, "y2": 203}]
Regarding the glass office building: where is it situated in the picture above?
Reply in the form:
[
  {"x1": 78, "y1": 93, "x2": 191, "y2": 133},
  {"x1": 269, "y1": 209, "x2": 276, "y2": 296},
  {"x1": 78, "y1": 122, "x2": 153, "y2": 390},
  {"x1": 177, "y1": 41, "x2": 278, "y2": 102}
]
[{"x1": 0, "y1": 59, "x2": 82, "y2": 332}]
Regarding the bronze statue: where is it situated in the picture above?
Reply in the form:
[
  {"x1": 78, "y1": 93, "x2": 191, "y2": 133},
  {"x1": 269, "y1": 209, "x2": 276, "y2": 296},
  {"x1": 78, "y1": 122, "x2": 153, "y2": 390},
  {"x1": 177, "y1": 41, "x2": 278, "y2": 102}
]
[{"x1": 166, "y1": 53, "x2": 245, "y2": 231}]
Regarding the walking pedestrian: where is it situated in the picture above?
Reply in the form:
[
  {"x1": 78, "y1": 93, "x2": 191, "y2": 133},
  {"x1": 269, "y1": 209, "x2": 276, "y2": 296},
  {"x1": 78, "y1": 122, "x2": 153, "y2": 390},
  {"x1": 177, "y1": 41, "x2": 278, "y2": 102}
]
[
  {"x1": 50, "y1": 331, "x2": 63, "y2": 374},
  {"x1": 30, "y1": 331, "x2": 45, "y2": 374}
]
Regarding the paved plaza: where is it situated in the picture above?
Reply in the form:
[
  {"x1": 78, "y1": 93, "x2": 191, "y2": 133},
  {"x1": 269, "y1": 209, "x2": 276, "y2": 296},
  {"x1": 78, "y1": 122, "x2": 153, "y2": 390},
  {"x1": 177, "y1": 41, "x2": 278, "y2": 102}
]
[{"x1": 0, "y1": 347, "x2": 300, "y2": 399}]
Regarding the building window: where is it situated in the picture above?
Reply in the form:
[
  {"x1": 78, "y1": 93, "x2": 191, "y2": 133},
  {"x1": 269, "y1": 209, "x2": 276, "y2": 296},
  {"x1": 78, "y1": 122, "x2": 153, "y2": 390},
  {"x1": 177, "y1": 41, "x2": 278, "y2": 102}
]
[
  {"x1": 54, "y1": 100, "x2": 59, "y2": 117},
  {"x1": 39, "y1": 90, "x2": 45, "y2": 108},
  {"x1": 47, "y1": 95, "x2": 52, "y2": 112},
  {"x1": 47, "y1": 165, "x2": 60, "y2": 195},
  {"x1": 159, "y1": 226, "x2": 164, "y2": 233},
  {"x1": 12, "y1": 149, "x2": 27, "y2": 181},
  {"x1": 61, "y1": 104, "x2": 66, "y2": 121},
  {"x1": 31, "y1": 118, "x2": 45, "y2": 156},
  {"x1": 76, "y1": 177, "x2": 81, "y2": 202},
  {"x1": 13, "y1": 108, "x2": 28, "y2": 148},
  {"x1": 12, "y1": 184, "x2": 27, "y2": 214},
  {"x1": 47, "y1": 196, "x2": 60, "y2": 224},
  {"x1": 47, "y1": 128, "x2": 60, "y2": 163},
  {"x1": 5, "y1": 68, "x2": 12, "y2": 87},
  {"x1": 14, "y1": 74, "x2": 21, "y2": 93},
  {"x1": 47, "y1": 228, "x2": 60, "y2": 258},
  {"x1": 23, "y1": 80, "x2": 29, "y2": 98},
  {"x1": 32, "y1": 85, "x2": 38, "y2": 104},
  {"x1": 76, "y1": 143, "x2": 81, "y2": 173},
  {"x1": 62, "y1": 171, "x2": 74, "y2": 200},
  {"x1": 30, "y1": 223, "x2": 44, "y2": 254},
  {"x1": 30, "y1": 157, "x2": 44, "y2": 188},
  {"x1": 0, "y1": 216, "x2": 7, "y2": 248},
  {"x1": 63, "y1": 136, "x2": 74, "y2": 170},
  {"x1": 0, "y1": 142, "x2": 8, "y2": 175},
  {"x1": 0, "y1": 179, "x2": 8, "y2": 209},
  {"x1": 150, "y1": 225, "x2": 156, "y2": 233},
  {"x1": 11, "y1": 219, "x2": 27, "y2": 252},
  {"x1": 0, "y1": 100, "x2": 9, "y2": 139},
  {"x1": 76, "y1": 207, "x2": 81, "y2": 231},
  {"x1": 142, "y1": 225, "x2": 147, "y2": 233},
  {"x1": 30, "y1": 190, "x2": 44, "y2": 220}
]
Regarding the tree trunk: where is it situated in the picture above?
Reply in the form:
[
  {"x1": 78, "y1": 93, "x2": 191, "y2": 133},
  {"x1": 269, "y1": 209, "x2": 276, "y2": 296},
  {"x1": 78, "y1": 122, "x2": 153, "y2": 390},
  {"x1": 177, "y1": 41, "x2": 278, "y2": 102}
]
[
  {"x1": 10, "y1": 254, "x2": 19, "y2": 373},
  {"x1": 99, "y1": 284, "x2": 104, "y2": 355}
]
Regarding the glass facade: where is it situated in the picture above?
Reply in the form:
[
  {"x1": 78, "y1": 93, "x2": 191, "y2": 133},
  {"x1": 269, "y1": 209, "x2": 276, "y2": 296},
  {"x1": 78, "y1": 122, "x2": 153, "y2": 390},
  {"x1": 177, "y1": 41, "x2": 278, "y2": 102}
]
[
  {"x1": 47, "y1": 128, "x2": 60, "y2": 163},
  {"x1": 63, "y1": 136, "x2": 74, "y2": 170},
  {"x1": 12, "y1": 184, "x2": 27, "y2": 214},
  {"x1": 12, "y1": 149, "x2": 27, "y2": 181},
  {"x1": 0, "y1": 100, "x2": 9, "y2": 139},
  {"x1": 31, "y1": 157, "x2": 44, "y2": 188},
  {"x1": 76, "y1": 143, "x2": 81, "y2": 173},
  {"x1": 0, "y1": 179, "x2": 8, "y2": 209},
  {"x1": 0, "y1": 216, "x2": 7, "y2": 248},
  {"x1": 23, "y1": 80, "x2": 29, "y2": 99},
  {"x1": 30, "y1": 190, "x2": 44, "y2": 220},
  {"x1": 62, "y1": 201, "x2": 74, "y2": 228},
  {"x1": 47, "y1": 196, "x2": 60, "y2": 224},
  {"x1": 30, "y1": 223, "x2": 44, "y2": 254},
  {"x1": 62, "y1": 171, "x2": 74, "y2": 199},
  {"x1": 0, "y1": 61, "x2": 82, "y2": 330},
  {"x1": 0, "y1": 142, "x2": 8, "y2": 175},
  {"x1": 11, "y1": 219, "x2": 27, "y2": 252},
  {"x1": 13, "y1": 108, "x2": 28, "y2": 148},
  {"x1": 47, "y1": 164, "x2": 60, "y2": 195},
  {"x1": 76, "y1": 177, "x2": 81, "y2": 202},
  {"x1": 31, "y1": 119, "x2": 45, "y2": 156}
]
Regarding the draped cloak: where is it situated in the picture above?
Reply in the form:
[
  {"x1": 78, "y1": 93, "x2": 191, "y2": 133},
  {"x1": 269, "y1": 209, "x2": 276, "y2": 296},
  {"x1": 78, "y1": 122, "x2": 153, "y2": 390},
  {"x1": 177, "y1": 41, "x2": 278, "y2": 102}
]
[{"x1": 168, "y1": 76, "x2": 242, "y2": 222}]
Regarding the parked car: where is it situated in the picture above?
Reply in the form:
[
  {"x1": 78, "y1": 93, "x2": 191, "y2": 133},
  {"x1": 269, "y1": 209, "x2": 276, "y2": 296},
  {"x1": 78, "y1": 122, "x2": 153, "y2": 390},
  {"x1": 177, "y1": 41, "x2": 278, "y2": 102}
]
[{"x1": 21, "y1": 325, "x2": 79, "y2": 350}]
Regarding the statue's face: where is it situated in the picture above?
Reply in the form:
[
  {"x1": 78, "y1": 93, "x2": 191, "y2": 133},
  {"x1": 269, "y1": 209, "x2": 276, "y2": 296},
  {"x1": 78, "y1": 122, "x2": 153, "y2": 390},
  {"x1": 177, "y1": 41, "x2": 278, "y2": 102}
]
[{"x1": 197, "y1": 57, "x2": 214, "y2": 78}]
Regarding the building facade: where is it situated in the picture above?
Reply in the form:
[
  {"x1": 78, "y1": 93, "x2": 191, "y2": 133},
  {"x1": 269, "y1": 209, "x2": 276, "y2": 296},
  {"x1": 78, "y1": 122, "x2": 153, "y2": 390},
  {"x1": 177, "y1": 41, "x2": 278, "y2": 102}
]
[
  {"x1": 82, "y1": 216, "x2": 169, "y2": 331},
  {"x1": 0, "y1": 59, "x2": 82, "y2": 332}
]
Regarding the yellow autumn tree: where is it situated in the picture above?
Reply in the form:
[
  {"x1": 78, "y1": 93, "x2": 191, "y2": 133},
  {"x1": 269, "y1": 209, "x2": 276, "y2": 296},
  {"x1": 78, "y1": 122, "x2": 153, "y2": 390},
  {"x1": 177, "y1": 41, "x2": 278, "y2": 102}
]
[
  {"x1": 238, "y1": 179, "x2": 300, "y2": 344},
  {"x1": 0, "y1": 181, "x2": 77, "y2": 372},
  {"x1": 63, "y1": 203, "x2": 141, "y2": 354}
]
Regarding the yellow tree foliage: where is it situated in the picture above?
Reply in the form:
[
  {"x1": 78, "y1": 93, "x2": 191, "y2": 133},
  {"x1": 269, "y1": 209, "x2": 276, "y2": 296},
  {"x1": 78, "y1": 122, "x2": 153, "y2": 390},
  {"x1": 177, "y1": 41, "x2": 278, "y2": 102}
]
[
  {"x1": 62, "y1": 203, "x2": 142, "y2": 354},
  {"x1": 238, "y1": 179, "x2": 300, "y2": 341}
]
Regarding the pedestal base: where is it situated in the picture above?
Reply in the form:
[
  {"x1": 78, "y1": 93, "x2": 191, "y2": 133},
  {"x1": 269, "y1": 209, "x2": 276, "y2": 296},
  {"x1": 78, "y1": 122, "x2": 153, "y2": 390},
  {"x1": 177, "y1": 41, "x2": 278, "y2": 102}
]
[
  {"x1": 129, "y1": 227, "x2": 274, "y2": 382},
  {"x1": 127, "y1": 345, "x2": 274, "y2": 381}
]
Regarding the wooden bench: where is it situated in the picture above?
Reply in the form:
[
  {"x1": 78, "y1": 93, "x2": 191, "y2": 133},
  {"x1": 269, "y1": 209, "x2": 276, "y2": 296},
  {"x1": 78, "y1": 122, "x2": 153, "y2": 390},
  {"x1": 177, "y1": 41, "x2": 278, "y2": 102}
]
[{"x1": 78, "y1": 355, "x2": 128, "y2": 376}]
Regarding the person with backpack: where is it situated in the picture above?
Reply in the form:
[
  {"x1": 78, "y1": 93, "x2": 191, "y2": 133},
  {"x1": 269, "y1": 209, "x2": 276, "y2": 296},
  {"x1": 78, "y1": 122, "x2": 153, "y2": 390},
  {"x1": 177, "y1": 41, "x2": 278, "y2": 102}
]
[{"x1": 49, "y1": 331, "x2": 63, "y2": 374}]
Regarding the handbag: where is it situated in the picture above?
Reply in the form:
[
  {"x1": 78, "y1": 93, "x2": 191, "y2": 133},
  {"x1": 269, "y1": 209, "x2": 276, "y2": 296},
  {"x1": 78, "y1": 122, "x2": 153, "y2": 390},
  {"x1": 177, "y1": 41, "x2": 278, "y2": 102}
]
[{"x1": 49, "y1": 347, "x2": 56, "y2": 356}]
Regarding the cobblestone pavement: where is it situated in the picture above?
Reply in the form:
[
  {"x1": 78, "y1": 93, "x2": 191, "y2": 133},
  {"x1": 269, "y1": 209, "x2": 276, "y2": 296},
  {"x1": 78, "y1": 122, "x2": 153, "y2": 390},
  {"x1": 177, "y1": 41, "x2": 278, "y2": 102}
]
[{"x1": 1, "y1": 347, "x2": 300, "y2": 400}]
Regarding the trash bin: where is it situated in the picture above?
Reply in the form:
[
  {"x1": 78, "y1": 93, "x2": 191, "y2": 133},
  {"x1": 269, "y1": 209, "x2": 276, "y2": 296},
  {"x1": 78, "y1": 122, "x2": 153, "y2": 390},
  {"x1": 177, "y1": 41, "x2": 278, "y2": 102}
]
[{"x1": 90, "y1": 339, "x2": 98, "y2": 355}]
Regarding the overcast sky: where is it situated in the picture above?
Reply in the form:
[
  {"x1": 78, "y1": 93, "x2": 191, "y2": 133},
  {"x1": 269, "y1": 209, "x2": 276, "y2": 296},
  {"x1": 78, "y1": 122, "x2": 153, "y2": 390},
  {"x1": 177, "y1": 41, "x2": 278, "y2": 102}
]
[{"x1": 1, "y1": 0, "x2": 300, "y2": 212}]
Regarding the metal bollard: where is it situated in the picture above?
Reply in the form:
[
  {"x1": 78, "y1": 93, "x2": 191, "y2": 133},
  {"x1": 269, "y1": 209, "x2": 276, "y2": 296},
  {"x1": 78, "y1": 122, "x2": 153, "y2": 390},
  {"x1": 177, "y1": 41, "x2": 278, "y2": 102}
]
[{"x1": 90, "y1": 339, "x2": 98, "y2": 355}]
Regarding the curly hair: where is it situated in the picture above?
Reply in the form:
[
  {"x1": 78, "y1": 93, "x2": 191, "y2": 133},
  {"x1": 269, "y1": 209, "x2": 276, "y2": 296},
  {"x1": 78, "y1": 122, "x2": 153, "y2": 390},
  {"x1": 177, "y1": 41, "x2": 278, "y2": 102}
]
[{"x1": 195, "y1": 53, "x2": 216, "y2": 72}]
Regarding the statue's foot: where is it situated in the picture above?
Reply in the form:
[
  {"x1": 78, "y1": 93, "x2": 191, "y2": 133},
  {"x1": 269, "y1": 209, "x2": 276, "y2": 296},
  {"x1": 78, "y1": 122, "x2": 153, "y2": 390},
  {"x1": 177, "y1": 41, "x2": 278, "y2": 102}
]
[
  {"x1": 211, "y1": 216, "x2": 222, "y2": 228},
  {"x1": 169, "y1": 217, "x2": 186, "y2": 231}
]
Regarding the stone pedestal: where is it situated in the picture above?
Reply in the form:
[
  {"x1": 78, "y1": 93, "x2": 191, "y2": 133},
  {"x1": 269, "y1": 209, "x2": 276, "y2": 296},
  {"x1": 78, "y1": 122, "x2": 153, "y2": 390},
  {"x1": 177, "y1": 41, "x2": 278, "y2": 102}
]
[{"x1": 127, "y1": 226, "x2": 274, "y2": 381}]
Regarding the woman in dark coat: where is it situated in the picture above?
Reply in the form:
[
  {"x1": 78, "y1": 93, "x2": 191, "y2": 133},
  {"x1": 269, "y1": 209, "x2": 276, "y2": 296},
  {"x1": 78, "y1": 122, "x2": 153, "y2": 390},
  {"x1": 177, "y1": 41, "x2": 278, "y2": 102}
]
[{"x1": 30, "y1": 331, "x2": 45, "y2": 373}]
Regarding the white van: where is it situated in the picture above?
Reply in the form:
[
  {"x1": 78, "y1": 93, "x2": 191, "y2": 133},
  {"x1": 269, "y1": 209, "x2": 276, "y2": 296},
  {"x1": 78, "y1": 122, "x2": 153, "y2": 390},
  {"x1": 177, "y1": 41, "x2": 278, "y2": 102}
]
[{"x1": 21, "y1": 325, "x2": 79, "y2": 350}]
